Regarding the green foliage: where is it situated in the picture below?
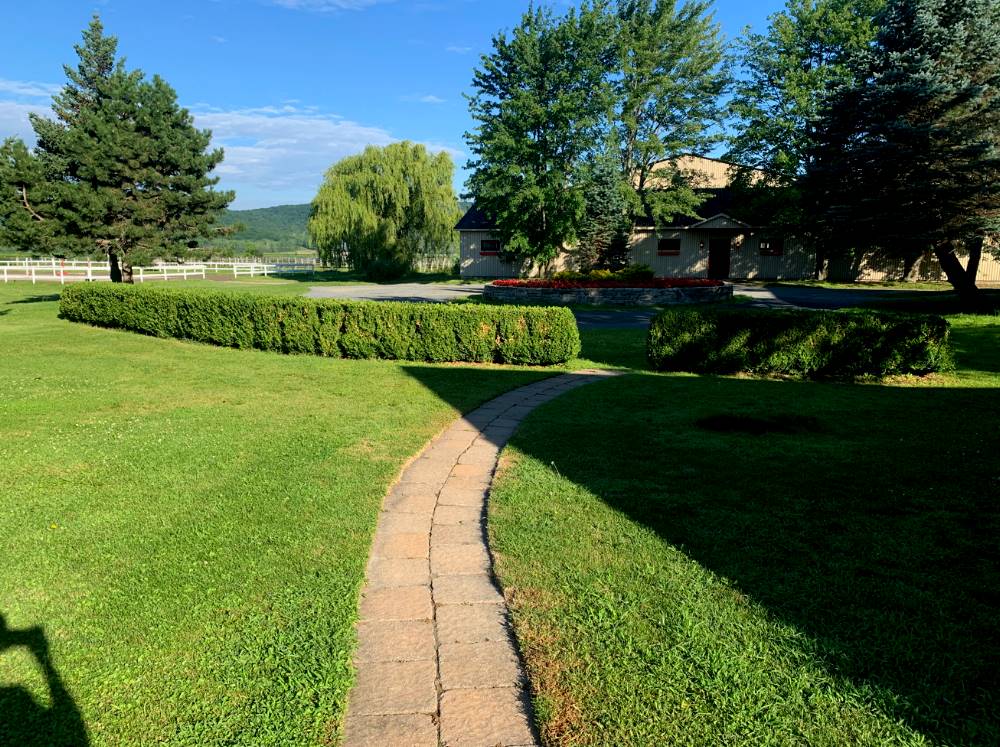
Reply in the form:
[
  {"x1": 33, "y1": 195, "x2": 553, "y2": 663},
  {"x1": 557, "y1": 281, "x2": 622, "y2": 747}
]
[
  {"x1": 466, "y1": 1, "x2": 728, "y2": 261},
  {"x1": 308, "y1": 142, "x2": 459, "y2": 280},
  {"x1": 59, "y1": 283, "x2": 581, "y2": 365},
  {"x1": 728, "y1": 0, "x2": 884, "y2": 179},
  {"x1": 465, "y1": 4, "x2": 611, "y2": 264},
  {"x1": 613, "y1": 0, "x2": 729, "y2": 224},
  {"x1": 575, "y1": 155, "x2": 631, "y2": 270},
  {"x1": 647, "y1": 306, "x2": 951, "y2": 377},
  {"x1": 806, "y1": 0, "x2": 1000, "y2": 294},
  {"x1": 553, "y1": 264, "x2": 655, "y2": 281},
  {"x1": 0, "y1": 16, "x2": 233, "y2": 281},
  {"x1": 215, "y1": 204, "x2": 311, "y2": 243}
]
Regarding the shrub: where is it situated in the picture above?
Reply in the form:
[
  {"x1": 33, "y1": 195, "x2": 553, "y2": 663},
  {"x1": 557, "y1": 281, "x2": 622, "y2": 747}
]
[
  {"x1": 60, "y1": 283, "x2": 580, "y2": 365},
  {"x1": 551, "y1": 264, "x2": 656, "y2": 283},
  {"x1": 647, "y1": 306, "x2": 951, "y2": 378}
]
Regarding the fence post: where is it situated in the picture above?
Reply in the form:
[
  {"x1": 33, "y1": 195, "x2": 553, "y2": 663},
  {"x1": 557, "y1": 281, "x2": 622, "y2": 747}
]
[
  {"x1": 138, "y1": 267, "x2": 144, "y2": 283},
  {"x1": 31, "y1": 266, "x2": 36, "y2": 285}
]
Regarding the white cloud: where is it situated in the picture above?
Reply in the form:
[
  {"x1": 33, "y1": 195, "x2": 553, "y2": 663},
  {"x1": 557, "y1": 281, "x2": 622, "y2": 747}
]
[
  {"x1": 0, "y1": 100, "x2": 51, "y2": 142},
  {"x1": 0, "y1": 78, "x2": 61, "y2": 98},
  {"x1": 191, "y1": 105, "x2": 464, "y2": 208},
  {"x1": 401, "y1": 94, "x2": 446, "y2": 104},
  {"x1": 0, "y1": 97, "x2": 464, "y2": 209},
  {"x1": 211, "y1": 35, "x2": 228, "y2": 44},
  {"x1": 445, "y1": 45, "x2": 472, "y2": 54},
  {"x1": 270, "y1": 0, "x2": 387, "y2": 10}
]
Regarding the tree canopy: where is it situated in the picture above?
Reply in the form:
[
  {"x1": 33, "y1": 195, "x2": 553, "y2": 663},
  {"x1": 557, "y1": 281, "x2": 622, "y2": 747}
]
[
  {"x1": 309, "y1": 141, "x2": 459, "y2": 279},
  {"x1": 805, "y1": 0, "x2": 1000, "y2": 295},
  {"x1": 0, "y1": 16, "x2": 233, "y2": 282},
  {"x1": 465, "y1": 1, "x2": 727, "y2": 264}
]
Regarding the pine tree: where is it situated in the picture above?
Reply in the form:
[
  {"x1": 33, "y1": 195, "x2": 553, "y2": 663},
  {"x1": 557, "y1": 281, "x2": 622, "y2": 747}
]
[
  {"x1": 0, "y1": 16, "x2": 233, "y2": 281},
  {"x1": 807, "y1": 0, "x2": 1000, "y2": 297},
  {"x1": 576, "y1": 156, "x2": 631, "y2": 270}
]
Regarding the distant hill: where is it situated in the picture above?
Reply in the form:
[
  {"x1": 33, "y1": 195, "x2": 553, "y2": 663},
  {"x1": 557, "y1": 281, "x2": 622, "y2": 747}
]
[{"x1": 217, "y1": 204, "x2": 311, "y2": 244}]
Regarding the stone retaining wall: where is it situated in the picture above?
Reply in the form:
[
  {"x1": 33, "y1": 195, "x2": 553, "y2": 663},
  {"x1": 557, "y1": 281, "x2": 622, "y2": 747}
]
[{"x1": 483, "y1": 283, "x2": 733, "y2": 306}]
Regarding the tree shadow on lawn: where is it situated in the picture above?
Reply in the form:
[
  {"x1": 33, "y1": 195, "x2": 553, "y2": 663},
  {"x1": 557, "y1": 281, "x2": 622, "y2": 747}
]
[
  {"x1": 0, "y1": 615, "x2": 89, "y2": 746},
  {"x1": 6, "y1": 294, "x2": 61, "y2": 305},
  {"x1": 403, "y1": 365, "x2": 1000, "y2": 745}
]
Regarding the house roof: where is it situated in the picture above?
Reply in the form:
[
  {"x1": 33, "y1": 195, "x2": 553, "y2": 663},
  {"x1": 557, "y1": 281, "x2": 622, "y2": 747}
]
[
  {"x1": 456, "y1": 187, "x2": 763, "y2": 233},
  {"x1": 454, "y1": 204, "x2": 496, "y2": 230},
  {"x1": 634, "y1": 188, "x2": 759, "y2": 229}
]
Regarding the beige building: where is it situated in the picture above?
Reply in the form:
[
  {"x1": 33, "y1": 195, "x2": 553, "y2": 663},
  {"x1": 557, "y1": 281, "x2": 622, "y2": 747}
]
[{"x1": 457, "y1": 155, "x2": 1000, "y2": 283}]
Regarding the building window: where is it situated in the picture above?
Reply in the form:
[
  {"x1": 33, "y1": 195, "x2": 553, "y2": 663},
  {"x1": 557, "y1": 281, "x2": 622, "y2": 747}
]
[
  {"x1": 657, "y1": 238, "x2": 681, "y2": 256},
  {"x1": 759, "y1": 237, "x2": 785, "y2": 256},
  {"x1": 480, "y1": 239, "x2": 501, "y2": 256}
]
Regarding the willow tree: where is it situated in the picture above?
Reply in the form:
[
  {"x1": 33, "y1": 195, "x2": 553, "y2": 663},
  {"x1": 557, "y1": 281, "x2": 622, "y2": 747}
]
[
  {"x1": 309, "y1": 142, "x2": 459, "y2": 279},
  {"x1": 0, "y1": 16, "x2": 233, "y2": 282}
]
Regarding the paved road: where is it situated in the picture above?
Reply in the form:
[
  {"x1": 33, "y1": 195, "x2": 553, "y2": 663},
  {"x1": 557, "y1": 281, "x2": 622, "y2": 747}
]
[
  {"x1": 307, "y1": 282, "x2": 933, "y2": 330},
  {"x1": 307, "y1": 283, "x2": 485, "y2": 303}
]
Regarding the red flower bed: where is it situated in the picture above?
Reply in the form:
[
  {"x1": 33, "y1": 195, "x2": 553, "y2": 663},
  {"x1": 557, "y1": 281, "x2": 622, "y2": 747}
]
[{"x1": 491, "y1": 278, "x2": 725, "y2": 289}]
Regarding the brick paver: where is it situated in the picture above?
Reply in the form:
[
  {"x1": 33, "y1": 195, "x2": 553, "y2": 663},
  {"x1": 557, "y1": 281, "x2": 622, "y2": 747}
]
[{"x1": 344, "y1": 370, "x2": 617, "y2": 747}]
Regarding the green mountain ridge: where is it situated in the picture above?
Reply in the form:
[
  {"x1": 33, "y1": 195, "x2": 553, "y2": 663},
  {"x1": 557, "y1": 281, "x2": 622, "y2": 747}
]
[{"x1": 217, "y1": 204, "x2": 311, "y2": 244}]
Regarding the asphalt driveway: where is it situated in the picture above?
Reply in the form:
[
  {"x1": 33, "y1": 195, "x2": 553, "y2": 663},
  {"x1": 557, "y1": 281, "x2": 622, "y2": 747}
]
[{"x1": 306, "y1": 282, "x2": 935, "y2": 329}]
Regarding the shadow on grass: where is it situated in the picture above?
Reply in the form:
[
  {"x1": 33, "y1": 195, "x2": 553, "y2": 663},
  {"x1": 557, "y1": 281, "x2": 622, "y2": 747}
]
[
  {"x1": 950, "y1": 324, "x2": 1000, "y2": 373},
  {"x1": 0, "y1": 615, "x2": 88, "y2": 746},
  {"x1": 7, "y1": 294, "x2": 61, "y2": 305},
  {"x1": 402, "y1": 365, "x2": 1000, "y2": 744}
]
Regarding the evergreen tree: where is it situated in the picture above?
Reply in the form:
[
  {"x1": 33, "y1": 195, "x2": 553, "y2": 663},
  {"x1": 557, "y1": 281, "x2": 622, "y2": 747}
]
[
  {"x1": 575, "y1": 155, "x2": 631, "y2": 270},
  {"x1": 0, "y1": 16, "x2": 233, "y2": 282},
  {"x1": 309, "y1": 142, "x2": 459, "y2": 279},
  {"x1": 806, "y1": 0, "x2": 1000, "y2": 297},
  {"x1": 465, "y1": 4, "x2": 612, "y2": 264},
  {"x1": 728, "y1": 0, "x2": 883, "y2": 179},
  {"x1": 613, "y1": 0, "x2": 729, "y2": 226}
]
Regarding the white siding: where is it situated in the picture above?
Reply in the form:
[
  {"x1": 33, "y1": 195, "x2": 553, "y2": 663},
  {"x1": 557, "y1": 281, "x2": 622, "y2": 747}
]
[
  {"x1": 459, "y1": 231, "x2": 575, "y2": 278},
  {"x1": 826, "y1": 249, "x2": 1000, "y2": 284},
  {"x1": 629, "y1": 229, "x2": 709, "y2": 276},
  {"x1": 730, "y1": 233, "x2": 814, "y2": 279}
]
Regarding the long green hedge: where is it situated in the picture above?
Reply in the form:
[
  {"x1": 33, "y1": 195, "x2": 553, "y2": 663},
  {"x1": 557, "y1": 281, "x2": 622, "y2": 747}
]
[
  {"x1": 647, "y1": 306, "x2": 951, "y2": 378},
  {"x1": 60, "y1": 283, "x2": 581, "y2": 365}
]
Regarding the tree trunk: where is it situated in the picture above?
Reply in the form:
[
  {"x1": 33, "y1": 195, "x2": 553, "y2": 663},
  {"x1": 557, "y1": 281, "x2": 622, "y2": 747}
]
[
  {"x1": 108, "y1": 251, "x2": 123, "y2": 283},
  {"x1": 120, "y1": 259, "x2": 134, "y2": 284},
  {"x1": 933, "y1": 241, "x2": 978, "y2": 302},
  {"x1": 965, "y1": 236, "x2": 983, "y2": 287}
]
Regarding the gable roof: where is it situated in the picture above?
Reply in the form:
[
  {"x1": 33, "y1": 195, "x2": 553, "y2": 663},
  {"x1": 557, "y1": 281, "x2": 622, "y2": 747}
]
[
  {"x1": 634, "y1": 188, "x2": 761, "y2": 229},
  {"x1": 455, "y1": 204, "x2": 496, "y2": 230}
]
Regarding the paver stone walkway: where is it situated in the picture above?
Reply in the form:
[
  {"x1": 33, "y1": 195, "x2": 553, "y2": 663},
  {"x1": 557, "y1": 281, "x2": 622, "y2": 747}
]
[{"x1": 343, "y1": 370, "x2": 618, "y2": 747}]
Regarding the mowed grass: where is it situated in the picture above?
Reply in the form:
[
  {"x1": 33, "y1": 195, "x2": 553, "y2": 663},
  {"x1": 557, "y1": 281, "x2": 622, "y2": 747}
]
[
  {"x1": 0, "y1": 282, "x2": 549, "y2": 746},
  {"x1": 489, "y1": 314, "x2": 1000, "y2": 745}
]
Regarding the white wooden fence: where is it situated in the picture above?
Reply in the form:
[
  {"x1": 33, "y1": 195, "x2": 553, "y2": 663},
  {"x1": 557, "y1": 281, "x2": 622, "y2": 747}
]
[{"x1": 0, "y1": 257, "x2": 317, "y2": 283}]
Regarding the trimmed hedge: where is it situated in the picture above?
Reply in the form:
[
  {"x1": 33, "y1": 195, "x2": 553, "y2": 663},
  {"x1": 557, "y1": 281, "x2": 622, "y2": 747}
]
[
  {"x1": 60, "y1": 283, "x2": 581, "y2": 365},
  {"x1": 647, "y1": 306, "x2": 951, "y2": 378}
]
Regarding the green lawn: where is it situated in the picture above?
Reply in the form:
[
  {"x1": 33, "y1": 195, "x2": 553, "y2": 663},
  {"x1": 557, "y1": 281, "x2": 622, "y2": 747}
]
[
  {"x1": 0, "y1": 282, "x2": 549, "y2": 746},
  {"x1": 489, "y1": 313, "x2": 1000, "y2": 745}
]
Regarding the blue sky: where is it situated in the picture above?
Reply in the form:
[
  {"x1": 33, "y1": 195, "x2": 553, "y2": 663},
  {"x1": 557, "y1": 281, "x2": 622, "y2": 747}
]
[{"x1": 1, "y1": 0, "x2": 783, "y2": 209}]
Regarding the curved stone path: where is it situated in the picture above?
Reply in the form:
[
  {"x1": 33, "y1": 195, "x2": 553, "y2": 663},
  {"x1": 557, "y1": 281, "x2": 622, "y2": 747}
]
[{"x1": 343, "y1": 370, "x2": 618, "y2": 747}]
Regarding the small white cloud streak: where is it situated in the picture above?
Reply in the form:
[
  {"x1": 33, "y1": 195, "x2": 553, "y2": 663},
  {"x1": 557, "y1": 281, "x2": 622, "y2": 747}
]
[
  {"x1": 401, "y1": 93, "x2": 446, "y2": 104},
  {"x1": 0, "y1": 78, "x2": 61, "y2": 98},
  {"x1": 270, "y1": 0, "x2": 385, "y2": 11}
]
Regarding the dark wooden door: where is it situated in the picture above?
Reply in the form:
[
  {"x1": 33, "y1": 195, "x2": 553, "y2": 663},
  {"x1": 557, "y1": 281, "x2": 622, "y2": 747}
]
[{"x1": 708, "y1": 237, "x2": 731, "y2": 279}]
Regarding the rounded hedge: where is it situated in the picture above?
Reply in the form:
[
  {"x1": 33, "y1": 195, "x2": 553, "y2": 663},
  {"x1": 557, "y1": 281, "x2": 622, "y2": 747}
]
[
  {"x1": 647, "y1": 306, "x2": 951, "y2": 378},
  {"x1": 59, "y1": 283, "x2": 581, "y2": 366}
]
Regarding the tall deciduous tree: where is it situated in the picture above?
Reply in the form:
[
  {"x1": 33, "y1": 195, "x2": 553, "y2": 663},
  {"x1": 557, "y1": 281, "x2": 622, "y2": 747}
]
[
  {"x1": 465, "y1": 4, "x2": 612, "y2": 264},
  {"x1": 309, "y1": 142, "x2": 459, "y2": 279},
  {"x1": 613, "y1": 0, "x2": 728, "y2": 226},
  {"x1": 806, "y1": 0, "x2": 1000, "y2": 297},
  {"x1": 727, "y1": 0, "x2": 884, "y2": 179},
  {"x1": 0, "y1": 16, "x2": 233, "y2": 282}
]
